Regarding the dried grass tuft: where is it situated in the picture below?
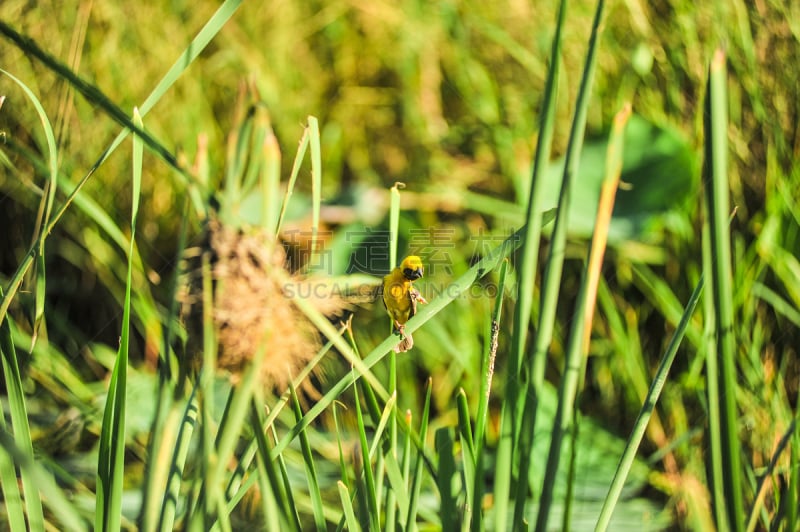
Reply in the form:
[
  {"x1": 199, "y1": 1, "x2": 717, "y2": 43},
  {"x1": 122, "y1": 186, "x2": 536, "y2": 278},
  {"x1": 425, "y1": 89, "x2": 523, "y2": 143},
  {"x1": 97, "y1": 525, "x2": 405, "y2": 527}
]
[{"x1": 180, "y1": 218, "x2": 347, "y2": 388}]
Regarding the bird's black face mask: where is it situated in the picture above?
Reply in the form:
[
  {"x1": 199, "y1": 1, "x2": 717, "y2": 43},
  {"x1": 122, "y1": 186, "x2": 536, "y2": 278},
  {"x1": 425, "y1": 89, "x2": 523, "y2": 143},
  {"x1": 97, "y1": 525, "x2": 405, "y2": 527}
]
[{"x1": 403, "y1": 267, "x2": 423, "y2": 281}]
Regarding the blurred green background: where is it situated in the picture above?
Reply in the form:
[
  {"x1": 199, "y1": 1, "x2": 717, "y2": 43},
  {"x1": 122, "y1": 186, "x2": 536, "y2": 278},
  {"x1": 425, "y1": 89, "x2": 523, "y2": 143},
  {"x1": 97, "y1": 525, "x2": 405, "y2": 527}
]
[{"x1": 1, "y1": 0, "x2": 799, "y2": 529}]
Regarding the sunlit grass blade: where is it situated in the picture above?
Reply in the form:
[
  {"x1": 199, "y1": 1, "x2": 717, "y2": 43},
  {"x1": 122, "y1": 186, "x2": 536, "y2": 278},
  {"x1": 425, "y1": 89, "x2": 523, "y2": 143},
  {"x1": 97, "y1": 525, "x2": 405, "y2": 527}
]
[
  {"x1": 353, "y1": 379, "x2": 380, "y2": 531},
  {"x1": 157, "y1": 385, "x2": 199, "y2": 532},
  {"x1": 405, "y1": 378, "x2": 432, "y2": 531},
  {"x1": 595, "y1": 275, "x2": 704, "y2": 531},
  {"x1": 436, "y1": 428, "x2": 457, "y2": 531},
  {"x1": 276, "y1": 124, "x2": 311, "y2": 236},
  {"x1": 367, "y1": 392, "x2": 398, "y2": 459},
  {"x1": 0, "y1": 428, "x2": 86, "y2": 531},
  {"x1": 338, "y1": 481, "x2": 362, "y2": 532},
  {"x1": 400, "y1": 409, "x2": 413, "y2": 528},
  {"x1": 249, "y1": 398, "x2": 296, "y2": 530},
  {"x1": 261, "y1": 112, "x2": 281, "y2": 234},
  {"x1": 333, "y1": 402, "x2": 351, "y2": 489},
  {"x1": 703, "y1": 47, "x2": 744, "y2": 532},
  {"x1": 308, "y1": 115, "x2": 322, "y2": 262},
  {"x1": 386, "y1": 181, "x2": 403, "y2": 529},
  {"x1": 290, "y1": 385, "x2": 326, "y2": 531},
  {"x1": 0, "y1": 414, "x2": 25, "y2": 531},
  {"x1": 383, "y1": 443, "x2": 410, "y2": 524},
  {"x1": 0, "y1": 289, "x2": 41, "y2": 532},
  {"x1": 533, "y1": 61, "x2": 617, "y2": 530},
  {"x1": 96, "y1": 107, "x2": 143, "y2": 532}
]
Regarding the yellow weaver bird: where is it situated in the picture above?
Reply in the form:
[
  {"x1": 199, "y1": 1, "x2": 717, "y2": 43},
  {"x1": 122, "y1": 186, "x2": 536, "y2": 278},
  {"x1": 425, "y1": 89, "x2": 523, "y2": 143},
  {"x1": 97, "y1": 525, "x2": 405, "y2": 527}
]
[{"x1": 383, "y1": 255, "x2": 428, "y2": 352}]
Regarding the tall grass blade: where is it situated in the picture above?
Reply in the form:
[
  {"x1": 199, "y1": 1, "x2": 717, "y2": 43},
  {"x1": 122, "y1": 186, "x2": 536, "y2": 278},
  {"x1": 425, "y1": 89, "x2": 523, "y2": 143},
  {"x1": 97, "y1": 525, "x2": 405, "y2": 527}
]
[
  {"x1": 353, "y1": 380, "x2": 380, "y2": 531},
  {"x1": 308, "y1": 116, "x2": 322, "y2": 262},
  {"x1": 96, "y1": 107, "x2": 143, "y2": 532},
  {"x1": 261, "y1": 112, "x2": 281, "y2": 234},
  {"x1": 595, "y1": 275, "x2": 704, "y2": 531},
  {"x1": 703, "y1": 47, "x2": 744, "y2": 532},
  {"x1": 250, "y1": 399, "x2": 296, "y2": 529},
  {"x1": 495, "y1": 0, "x2": 565, "y2": 523},
  {"x1": 0, "y1": 409, "x2": 25, "y2": 532},
  {"x1": 338, "y1": 481, "x2": 362, "y2": 532},
  {"x1": 530, "y1": 2, "x2": 609, "y2": 528},
  {"x1": 472, "y1": 259, "x2": 507, "y2": 531},
  {"x1": 386, "y1": 181, "x2": 403, "y2": 529},
  {"x1": 276, "y1": 125, "x2": 310, "y2": 236},
  {"x1": 157, "y1": 386, "x2": 199, "y2": 532},
  {"x1": 290, "y1": 386, "x2": 327, "y2": 531},
  {"x1": 457, "y1": 390, "x2": 475, "y2": 529},
  {"x1": 436, "y1": 428, "x2": 457, "y2": 531},
  {"x1": 406, "y1": 378, "x2": 432, "y2": 530},
  {"x1": 248, "y1": 398, "x2": 286, "y2": 531},
  {"x1": 0, "y1": 288, "x2": 43, "y2": 531}
]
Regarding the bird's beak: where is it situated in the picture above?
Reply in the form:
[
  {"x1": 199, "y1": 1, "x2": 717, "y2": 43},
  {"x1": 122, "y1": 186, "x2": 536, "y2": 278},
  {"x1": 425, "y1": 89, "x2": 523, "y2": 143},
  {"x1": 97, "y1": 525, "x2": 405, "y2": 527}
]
[{"x1": 403, "y1": 267, "x2": 423, "y2": 281}]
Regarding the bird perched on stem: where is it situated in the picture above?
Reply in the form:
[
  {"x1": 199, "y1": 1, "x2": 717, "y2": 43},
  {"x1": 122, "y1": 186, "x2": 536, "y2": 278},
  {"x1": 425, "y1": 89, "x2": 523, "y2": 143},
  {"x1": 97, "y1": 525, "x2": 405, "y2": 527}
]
[{"x1": 383, "y1": 255, "x2": 428, "y2": 352}]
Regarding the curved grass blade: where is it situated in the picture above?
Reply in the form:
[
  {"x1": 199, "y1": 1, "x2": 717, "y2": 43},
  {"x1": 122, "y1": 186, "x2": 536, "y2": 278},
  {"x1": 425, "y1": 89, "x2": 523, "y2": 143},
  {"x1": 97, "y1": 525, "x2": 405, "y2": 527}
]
[
  {"x1": 0, "y1": 70, "x2": 58, "y2": 352},
  {"x1": 96, "y1": 107, "x2": 143, "y2": 531},
  {"x1": 595, "y1": 275, "x2": 704, "y2": 531}
]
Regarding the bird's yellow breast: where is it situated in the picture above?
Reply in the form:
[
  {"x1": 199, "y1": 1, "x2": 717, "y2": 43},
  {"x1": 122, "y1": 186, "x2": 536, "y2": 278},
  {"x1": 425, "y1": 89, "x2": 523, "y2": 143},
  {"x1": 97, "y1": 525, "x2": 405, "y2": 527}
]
[{"x1": 383, "y1": 269, "x2": 414, "y2": 324}]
